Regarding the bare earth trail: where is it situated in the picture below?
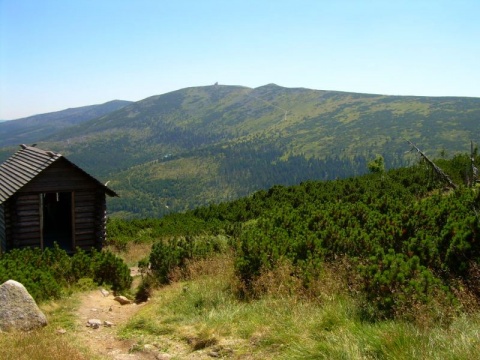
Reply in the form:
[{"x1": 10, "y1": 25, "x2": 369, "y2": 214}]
[
  {"x1": 74, "y1": 289, "x2": 155, "y2": 360},
  {"x1": 72, "y1": 268, "x2": 222, "y2": 360}
]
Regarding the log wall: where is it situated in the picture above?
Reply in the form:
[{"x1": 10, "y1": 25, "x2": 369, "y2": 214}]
[
  {"x1": 12, "y1": 194, "x2": 41, "y2": 249},
  {"x1": 74, "y1": 190, "x2": 105, "y2": 251},
  {"x1": 3, "y1": 158, "x2": 109, "y2": 252},
  {"x1": 0, "y1": 204, "x2": 5, "y2": 253}
]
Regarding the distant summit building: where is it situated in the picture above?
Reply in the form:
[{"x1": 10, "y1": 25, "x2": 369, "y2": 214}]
[{"x1": 0, "y1": 145, "x2": 118, "y2": 253}]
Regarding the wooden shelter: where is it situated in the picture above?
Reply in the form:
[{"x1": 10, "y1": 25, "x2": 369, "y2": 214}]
[{"x1": 0, "y1": 145, "x2": 118, "y2": 253}]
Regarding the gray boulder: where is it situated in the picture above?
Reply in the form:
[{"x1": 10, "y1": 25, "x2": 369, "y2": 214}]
[{"x1": 0, "y1": 280, "x2": 48, "y2": 332}]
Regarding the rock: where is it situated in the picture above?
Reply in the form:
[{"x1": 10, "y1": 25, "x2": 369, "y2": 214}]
[
  {"x1": 87, "y1": 319, "x2": 102, "y2": 329},
  {"x1": 0, "y1": 279, "x2": 48, "y2": 332},
  {"x1": 113, "y1": 295, "x2": 132, "y2": 305},
  {"x1": 57, "y1": 328, "x2": 67, "y2": 334},
  {"x1": 100, "y1": 288, "x2": 110, "y2": 297},
  {"x1": 155, "y1": 354, "x2": 172, "y2": 360},
  {"x1": 104, "y1": 320, "x2": 114, "y2": 327}
]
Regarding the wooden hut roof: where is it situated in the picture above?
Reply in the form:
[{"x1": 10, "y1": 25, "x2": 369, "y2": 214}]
[{"x1": 0, "y1": 145, "x2": 118, "y2": 204}]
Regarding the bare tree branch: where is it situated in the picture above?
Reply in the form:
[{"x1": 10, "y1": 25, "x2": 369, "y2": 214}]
[
  {"x1": 471, "y1": 140, "x2": 478, "y2": 187},
  {"x1": 405, "y1": 139, "x2": 457, "y2": 189}
]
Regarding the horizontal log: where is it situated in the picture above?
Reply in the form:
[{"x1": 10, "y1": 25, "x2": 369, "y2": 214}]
[
  {"x1": 75, "y1": 237, "x2": 95, "y2": 244},
  {"x1": 16, "y1": 210, "x2": 39, "y2": 217},
  {"x1": 15, "y1": 220, "x2": 40, "y2": 228},
  {"x1": 14, "y1": 237, "x2": 41, "y2": 246},
  {"x1": 15, "y1": 196, "x2": 39, "y2": 205},
  {"x1": 14, "y1": 227, "x2": 40, "y2": 235},
  {"x1": 75, "y1": 207, "x2": 95, "y2": 214}
]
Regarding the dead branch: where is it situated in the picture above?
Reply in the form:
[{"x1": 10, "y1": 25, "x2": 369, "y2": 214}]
[
  {"x1": 405, "y1": 139, "x2": 457, "y2": 189},
  {"x1": 471, "y1": 140, "x2": 478, "y2": 187}
]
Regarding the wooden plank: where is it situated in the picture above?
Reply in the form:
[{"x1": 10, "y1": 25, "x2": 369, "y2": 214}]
[
  {"x1": 75, "y1": 238, "x2": 95, "y2": 245},
  {"x1": 75, "y1": 206, "x2": 95, "y2": 213},
  {"x1": 19, "y1": 160, "x2": 100, "y2": 193},
  {"x1": 75, "y1": 215, "x2": 95, "y2": 222},
  {"x1": 39, "y1": 193, "x2": 44, "y2": 250},
  {"x1": 15, "y1": 227, "x2": 40, "y2": 235},
  {"x1": 75, "y1": 223, "x2": 95, "y2": 231},
  {"x1": 16, "y1": 236, "x2": 40, "y2": 244},
  {"x1": 16, "y1": 195, "x2": 40, "y2": 204},
  {"x1": 75, "y1": 229, "x2": 95, "y2": 236},
  {"x1": 16, "y1": 210, "x2": 39, "y2": 217},
  {"x1": 75, "y1": 237, "x2": 95, "y2": 244},
  {"x1": 0, "y1": 204, "x2": 5, "y2": 253},
  {"x1": 71, "y1": 191, "x2": 76, "y2": 252},
  {"x1": 16, "y1": 220, "x2": 40, "y2": 228}
]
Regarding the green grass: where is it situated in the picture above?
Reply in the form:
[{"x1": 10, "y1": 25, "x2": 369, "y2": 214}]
[
  {"x1": 117, "y1": 254, "x2": 480, "y2": 359},
  {"x1": 0, "y1": 296, "x2": 96, "y2": 360}
]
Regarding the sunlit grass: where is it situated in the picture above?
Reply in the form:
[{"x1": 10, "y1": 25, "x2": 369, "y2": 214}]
[
  {"x1": 0, "y1": 296, "x2": 96, "y2": 360},
  {"x1": 118, "y1": 253, "x2": 480, "y2": 359}
]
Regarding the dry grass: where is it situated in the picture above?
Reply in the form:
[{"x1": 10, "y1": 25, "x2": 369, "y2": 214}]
[
  {"x1": 168, "y1": 252, "x2": 235, "y2": 283},
  {"x1": 118, "y1": 253, "x2": 480, "y2": 359},
  {"x1": 0, "y1": 297, "x2": 96, "y2": 360},
  {"x1": 0, "y1": 329, "x2": 91, "y2": 360},
  {"x1": 105, "y1": 241, "x2": 153, "y2": 266}
]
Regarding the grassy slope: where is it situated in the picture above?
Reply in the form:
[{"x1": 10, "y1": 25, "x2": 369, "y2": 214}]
[
  {"x1": 3, "y1": 251, "x2": 479, "y2": 360},
  {"x1": 0, "y1": 100, "x2": 132, "y2": 148},
  {"x1": 116, "y1": 253, "x2": 480, "y2": 360},
  {"x1": 1, "y1": 84, "x2": 479, "y2": 217}
]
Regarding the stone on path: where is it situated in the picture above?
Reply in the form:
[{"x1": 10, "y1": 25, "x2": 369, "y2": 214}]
[
  {"x1": 87, "y1": 318, "x2": 102, "y2": 329},
  {"x1": 104, "y1": 320, "x2": 114, "y2": 327},
  {"x1": 0, "y1": 279, "x2": 48, "y2": 332},
  {"x1": 113, "y1": 295, "x2": 132, "y2": 305}
]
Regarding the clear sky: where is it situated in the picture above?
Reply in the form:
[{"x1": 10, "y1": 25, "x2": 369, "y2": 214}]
[{"x1": 1, "y1": 0, "x2": 479, "y2": 119}]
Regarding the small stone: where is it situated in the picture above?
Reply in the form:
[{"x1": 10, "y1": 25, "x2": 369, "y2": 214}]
[
  {"x1": 100, "y1": 288, "x2": 110, "y2": 297},
  {"x1": 57, "y1": 328, "x2": 67, "y2": 334},
  {"x1": 155, "y1": 354, "x2": 172, "y2": 360},
  {"x1": 208, "y1": 351, "x2": 220, "y2": 358},
  {"x1": 113, "y1": 296, "x2": 132, "y2": 305},
  {"x1": 104, "y1": 320, "x2": 114, "y2": 327},
  {"x1": 143, "y1": 344, "x2": 156, "y2": 351},
  {"x1": 87, "y1": 319, "x2": 102, "y2": 329}
]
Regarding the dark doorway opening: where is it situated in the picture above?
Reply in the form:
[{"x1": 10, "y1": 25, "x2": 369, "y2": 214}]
[{"x1": 42, "y1": 192, "x2": 73, "y2": 252}]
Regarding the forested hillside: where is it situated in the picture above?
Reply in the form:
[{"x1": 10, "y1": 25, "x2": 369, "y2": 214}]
[
  {"x1": 2, "y1": 155, "x2": 480, "y2": 358},
  {"x1": 0, "y1": 100, "x2": 131, "y2": 147},
  {"x1": 108, "y1": 152, "x2": 480, "y2": 322},
  {"x1": 1, "y1": 84, "x2": 479, "y2": 217}
]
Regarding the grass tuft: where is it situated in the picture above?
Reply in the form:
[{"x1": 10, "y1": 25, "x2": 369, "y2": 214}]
[{"x1": 117, "y1": 252, "x2": 480, "y2": 359}]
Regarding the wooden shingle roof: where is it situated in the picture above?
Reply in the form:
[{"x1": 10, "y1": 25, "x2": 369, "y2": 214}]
[{"x1": 0, "y1": 145, "x2": 117, "y2": 204}]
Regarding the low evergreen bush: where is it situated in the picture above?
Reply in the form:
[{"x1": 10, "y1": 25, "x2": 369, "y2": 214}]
[
  {"x1": 149, "y1": 235, "x2": 228, "y2": 284},
  {"x1": 0, "y1": 244, "x2": 132, "y2": 302}
]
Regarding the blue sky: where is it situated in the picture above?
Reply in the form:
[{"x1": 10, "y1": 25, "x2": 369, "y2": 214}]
[{"x1": 1, "y1": 0, "x2": 479, "y2": 119}]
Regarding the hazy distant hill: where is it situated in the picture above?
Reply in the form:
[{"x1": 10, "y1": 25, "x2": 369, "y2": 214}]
[
  {"x1": 1, "y1": 84, "x2": 479, "y2": 217},
  {"x1": 0, "y1": 100, "x2": 132, "y2": 147}
]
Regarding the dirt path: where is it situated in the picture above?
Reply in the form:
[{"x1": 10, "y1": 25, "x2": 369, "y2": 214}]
[
  {"x1": 74, "y1": 289, "x2": 159, "y2": 360},
  {"x1": 72, "y1": 268, "x2": 238, "y2": 360}
]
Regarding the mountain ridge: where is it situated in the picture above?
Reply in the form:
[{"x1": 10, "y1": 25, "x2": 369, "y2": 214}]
[
  {"x1": 0, "y1": 100, "x2": 132, "y2": 147},
  {"x1": 1, "y1": 84, "x2": 479, "y2": 217}
]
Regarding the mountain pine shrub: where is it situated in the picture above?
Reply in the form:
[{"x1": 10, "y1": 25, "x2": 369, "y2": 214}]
[
  {"x1": 0, "y1": 245, "x2": 132, "y2": 302},
  {"x1": 149, "y1": 235, "x2": 228, "y2": 284}
]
